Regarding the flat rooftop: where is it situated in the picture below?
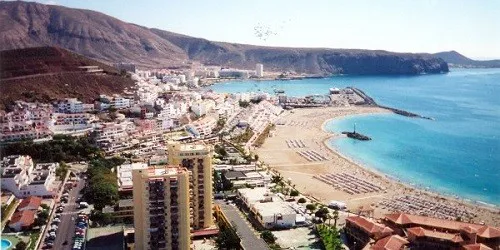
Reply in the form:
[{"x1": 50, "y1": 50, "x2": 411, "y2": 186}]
[
  {"x1": 238, "y1": 187, "x2": 271, "y2": 204},
  {"x1": 253, "y1": 201, "x2": 297, "y2": 217},
  {"x1": 176, "y1": 144, "x2": 209, "y2": 152}
]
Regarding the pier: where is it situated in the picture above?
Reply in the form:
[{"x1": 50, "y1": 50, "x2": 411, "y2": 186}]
[{"x1": 351, "y1": 87, "x2": 434, "y2": 120}]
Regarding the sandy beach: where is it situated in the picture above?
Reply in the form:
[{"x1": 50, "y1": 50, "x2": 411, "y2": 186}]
[{"x1": 255, "y1": 106, "x2": 500, "y2": 226}]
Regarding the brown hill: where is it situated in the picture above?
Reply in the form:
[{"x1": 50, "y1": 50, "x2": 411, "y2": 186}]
[
  {"x1": 0, "y1": 1, "x2": 448, "y2": 75},
  {"x1": 0, "y1": 46, "x2": 134, "y2": 110}
]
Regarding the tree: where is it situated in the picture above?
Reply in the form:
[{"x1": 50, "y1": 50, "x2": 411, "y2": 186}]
[
  {"x1": 90, "y1": 210, "x2": 114, "y2": 226},
  {"x1": 289, "y1": 190, "x2": 299, "y2": 197},
  {"x1": 332, "y1": 209, "x2": 340, "y2": 228},
  {"x1": 83, "y1": 158, "x2": 120, "y2": 210},
  {"x1": 260, "y1": 230, "x2": 276, "y2": 244},
  {"x1": 306, "y1": 204, "x2": 317, "y2": 212},
  {"x1": 238, "y1": 100, "x2": 250, "y2": 108},
  {"x1": 315, "y1": 207, "x2": 330, "y2": 223},
  {"x1": 56, "y1": 162, "x2": 70, "y2": 181},
  {"x1": 254, "y1": 154, "x2": 259, "y2": 162},
  {"x1": 15, "y1": 241, "x2": 27, "y2": 250},
  {"x1": 298, "y1": 198, "x2": 307, "y2": 203},
  {"x1": 35, "y1": 210, "x2": 49, "y2": 226},
  {"x1": 271, "y1": 174, "x2": 283, "y2": 184},
  {"x1": 317, "y1": 224, "x2": 342, "y2": 250},
  {"x1": 215, "y1": 224, "x2": 241, "y2": 249}
]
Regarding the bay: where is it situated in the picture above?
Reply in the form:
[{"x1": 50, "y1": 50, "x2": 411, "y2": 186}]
[{"x1": 208, "y1": 69, "x2": 500, "y2": 206}]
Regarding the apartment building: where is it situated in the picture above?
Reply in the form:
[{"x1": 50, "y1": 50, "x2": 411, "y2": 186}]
[
  {"x1": 95, "y1": 94, "x2": 132, "y2": 111},
  {"x1": 1, "y1": 156, "x2": 57, "y2": 198},
  {"x1": 56, "y1": 98, "x2": 84, "y2": 113},
  {"x1": 167, "y1": 142, "x2": 214, "y2": 230},
  {"x1": 49, "y1": 113, "x2": 94, "y2": 133},
  {"x1": 132, "y1": 166, "x2": 191, "y2": 250},
  {"x1": 93, "y1": 122, "x2": 133, "y2": 153},
  {"x1": 185, "y1": 116, "x2": 217, "y2": 139},
  {"x1": 256, "y1": 63, "x2": 264, "y2": 77},
  {"x1": 0, "y1": 107, "x2": 53, "y2": 142},
  {"x1": 190, "y1": 100, "x2": 216, "y2": 117}
]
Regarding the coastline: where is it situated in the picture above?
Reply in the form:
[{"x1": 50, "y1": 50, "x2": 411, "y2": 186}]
[
  {"x1": 255, "y1": 106, "x2": 500, "y2": 226},
  {"x1": 321, "y1": 116, "x2": 499, "y2": 210}
]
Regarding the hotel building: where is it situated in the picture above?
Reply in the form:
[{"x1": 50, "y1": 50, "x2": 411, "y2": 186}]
[
  {"x1": 344, "y1": 213, "x2": 500, "y2": 250},
  {"x1": 1, "y1": 155, "x2": 57, "y2": 198},
  {"x1": 167, "y1": 142, "x2": 214, "y2": 230},
  {"x1": 132, "y1": 166, "x2": 191, "y2": 250}
]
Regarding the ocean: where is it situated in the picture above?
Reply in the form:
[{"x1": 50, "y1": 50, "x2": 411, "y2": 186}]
[{"x1": 208, "y1": 69, "x2": 500, "y2": 206}]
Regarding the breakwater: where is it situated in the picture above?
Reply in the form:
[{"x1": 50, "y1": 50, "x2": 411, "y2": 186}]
[
  {"x1": 351, "y1": 87, "x2": 433, "y2": 120},
  {"x1": 341, "y1": 131, "x2": 372, "y2": 141}
]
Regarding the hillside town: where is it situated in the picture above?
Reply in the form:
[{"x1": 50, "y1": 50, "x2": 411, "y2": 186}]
[{"x1": 1, "y1": 63, "x2": 499, "y2": 250}]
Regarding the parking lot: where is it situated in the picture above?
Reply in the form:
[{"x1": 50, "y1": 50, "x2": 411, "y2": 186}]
[{"x1": 41, "y1": 175, "x2": 88, "y2": 250}]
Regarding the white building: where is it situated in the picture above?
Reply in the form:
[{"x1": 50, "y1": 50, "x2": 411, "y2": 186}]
[
  {"x1": 237, "y1": 187, "x2": 297, "y2": 229},
  {"x1": 191, "y1": 99, "x2": 216, "y2": 117},
  {"x1": 95, "y1": 94, "x2": 132, "y2": 111},
  {"x1": 117, "y1": 163, "x2": 148, "y2": 192},
  {"x1": 93, "y1": 122, "x2": 133, "y2": 153},
  {"x1": 56, "y1": 98, "x2": 84, "y2": 113},
  {"x1": 256, "y1": 64, "x2": 264, "y2": 78},
  {"x1": 185, "y1": 116, "x2": 217, "y2": 138},
  {"x1": 49, "y1": 113, "x2": 95, "y2": 134},
  {"x1": 1, "y1": 156, "x2": 57, "y2": 198},
  {"x1": 0, "y1": 107, "x2": 53, "y2": 142}
]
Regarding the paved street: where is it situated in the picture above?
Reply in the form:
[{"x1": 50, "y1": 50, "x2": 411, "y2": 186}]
[
  {"x1": 215, "y1": 200, "x2": 268, "y2": 250},
  {"x1": 49, "y1": 177, "x2": 85, "y2": 250}
]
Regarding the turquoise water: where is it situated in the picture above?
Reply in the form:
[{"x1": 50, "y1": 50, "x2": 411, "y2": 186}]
[
  {"x1": 1, "y1": 239, "x2": 12, "y2": 250},
  {"x1": 209, "y1": 69, "x2": 500, "y2": 206}
]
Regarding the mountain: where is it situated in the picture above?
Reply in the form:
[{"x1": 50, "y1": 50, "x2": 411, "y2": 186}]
[
  {"x1": 0, "y1": 1, "x2": 449, "y2": 75},
  {"x1": 433, "y1": 51, "x2": 500, "y2": 68},
  {"x1": 0, "y1": 46, "x2": 134, "y2": 110}
]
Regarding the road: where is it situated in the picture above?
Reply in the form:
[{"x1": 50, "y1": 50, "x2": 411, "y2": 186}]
[
  {"x1": 51, "y1": 177, "x2": 85, "y2": 250},
  {"x1": 215, "y1": 200, "x2": 269, "y2": 250}
]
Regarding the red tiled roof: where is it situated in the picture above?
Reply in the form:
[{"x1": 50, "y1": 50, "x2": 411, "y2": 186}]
[
  {"x1": 407, "y1": 227, "x2": 464, "y2": 243},
  {"x1": 371, "y1": 235, "x2": 409, "y2": 250},
  {"x1": 18, "y1": 196, "x2": 42, "y2": 210},
  {"x1": 384, "y1": 213, "x2": 491, "y2": 232},
  {"x1": 346, "y1": 216, "x2": 393, "y2": 235},
  {"x1": 461, "y1": 225, "x2": 478, "y2": 233},
  {"x1": 476, "y1": 225, "x2": 500, "y2": 239},
  {"x1": 462, "y1": 243, "x2": 493, "y2": 250},
  {"x1": 9, "y1": 210, "x2": 36, "y2": 227}
]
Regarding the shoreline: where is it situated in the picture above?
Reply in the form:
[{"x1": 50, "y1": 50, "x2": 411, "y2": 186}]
[
  {"x1": 255, "y1": 106, "x2": 500, "y2": 226},
  {"x1": 321, "y1": 115, "x2": 499, "y2": 210}
]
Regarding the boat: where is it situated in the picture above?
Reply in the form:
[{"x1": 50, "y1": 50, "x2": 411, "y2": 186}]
[
  {"x1": 329, "y1": 87, "x2": 340, "y2": 94},
  {"x1": 274, "y1": 89, "x2": 285, "y2": 94}
]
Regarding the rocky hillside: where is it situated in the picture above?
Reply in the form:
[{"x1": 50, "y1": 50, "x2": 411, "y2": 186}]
[
  {"x1": 0, "y1": 47, "x2": 134, "y2": 110},
  {"x1": 433, "y1": 51, "x2": 500, "y2": 68},
  {"x1": 0, "y1": 1, "x2": 448, "y2": 75}
]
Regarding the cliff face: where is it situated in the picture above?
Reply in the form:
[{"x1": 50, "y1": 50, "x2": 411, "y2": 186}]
[{"x1": 0, "y1": 1, "x2": 449, "y2": 75}]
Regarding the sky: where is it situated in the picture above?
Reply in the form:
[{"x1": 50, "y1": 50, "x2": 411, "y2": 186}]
[{"x1": 23, "y1": 0, "x2": 500, "y2": 59}]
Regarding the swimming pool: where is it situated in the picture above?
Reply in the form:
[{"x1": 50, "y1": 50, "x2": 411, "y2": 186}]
[{"x1": 0, "y1": 239, "x2": 12, "y2": 250}]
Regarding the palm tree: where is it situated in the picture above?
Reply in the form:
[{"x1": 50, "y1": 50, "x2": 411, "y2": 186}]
[{"x1": 332, "y1": 209, "x2": 340, "y2": 228}]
